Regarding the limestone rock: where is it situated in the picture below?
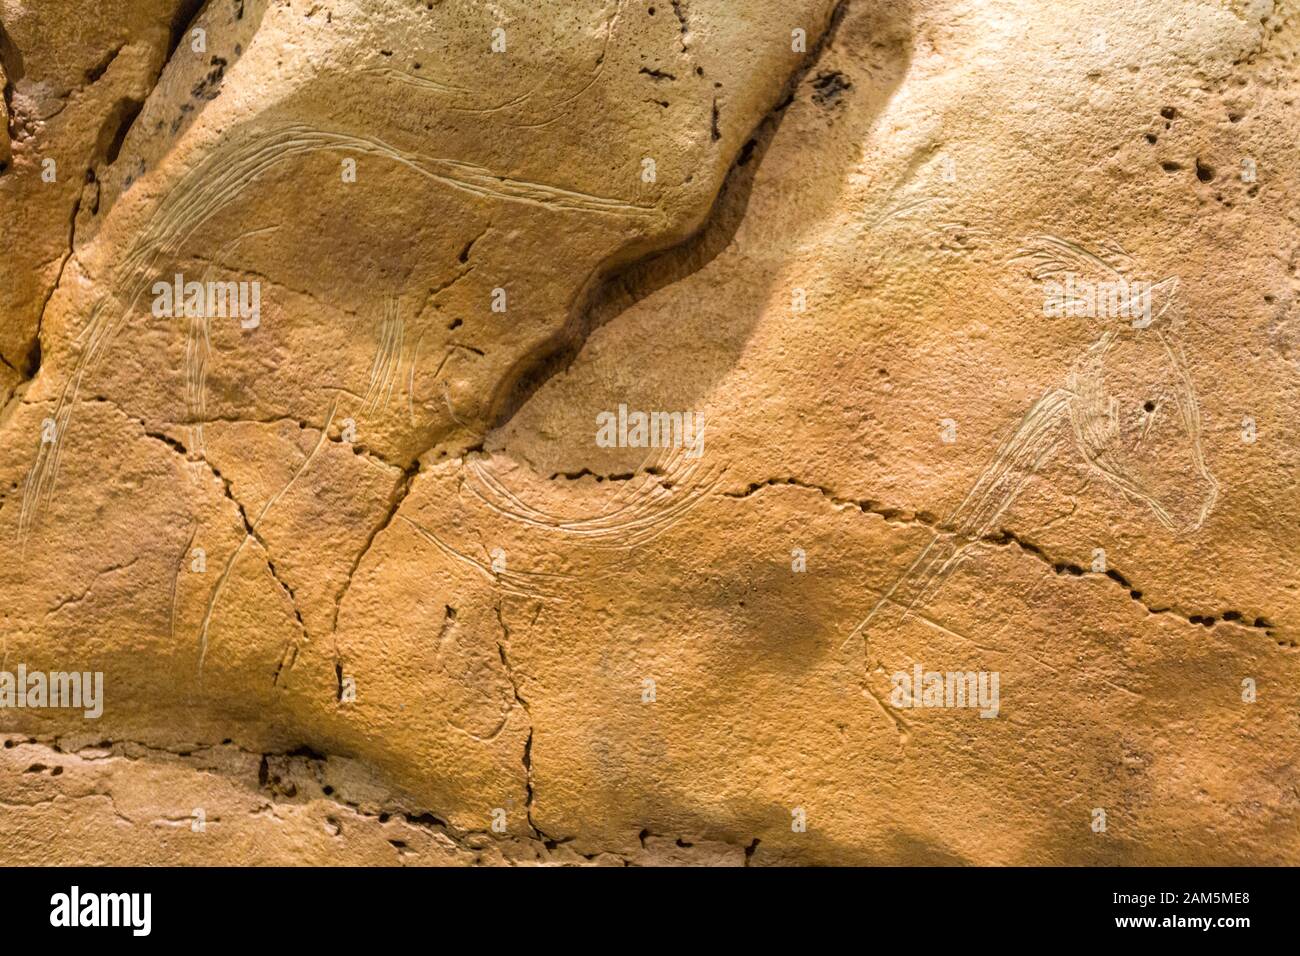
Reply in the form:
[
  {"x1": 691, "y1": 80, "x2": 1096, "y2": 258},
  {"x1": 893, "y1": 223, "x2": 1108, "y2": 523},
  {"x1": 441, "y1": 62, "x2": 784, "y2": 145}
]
[{"x1": 1, "y1": 0, "x2": 1297, "y2": 865}]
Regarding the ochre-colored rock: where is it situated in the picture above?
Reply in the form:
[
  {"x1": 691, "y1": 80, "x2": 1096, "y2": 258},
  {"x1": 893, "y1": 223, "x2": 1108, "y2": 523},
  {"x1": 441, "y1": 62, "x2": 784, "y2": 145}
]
[{"x1": 1, "y1": 0, "x2": 1297, "y2": 865}]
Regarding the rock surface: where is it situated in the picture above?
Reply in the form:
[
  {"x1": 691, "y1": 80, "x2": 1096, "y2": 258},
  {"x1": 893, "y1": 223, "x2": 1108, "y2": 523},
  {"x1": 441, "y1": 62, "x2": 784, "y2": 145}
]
[{"x1": 1, "y1": 0, "x2": 1297, "y2": 865}]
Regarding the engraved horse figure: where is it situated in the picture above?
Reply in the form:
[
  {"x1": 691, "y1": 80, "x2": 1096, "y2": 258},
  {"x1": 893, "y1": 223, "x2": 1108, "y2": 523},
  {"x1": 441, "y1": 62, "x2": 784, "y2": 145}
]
[{"x1": 850, "y1": 236, "x2": 1219, "y2": 646}]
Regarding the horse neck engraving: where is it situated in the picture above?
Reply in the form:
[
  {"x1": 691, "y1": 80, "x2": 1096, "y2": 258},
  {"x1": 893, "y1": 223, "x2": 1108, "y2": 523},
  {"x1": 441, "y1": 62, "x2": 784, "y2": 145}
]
[
  {"x1": 944, "y1": 387, "x2": 1075, "y2": 541},
  {"x1": 852, "y1": 235, "x2": 1218, "y2": 651},
  {"x1": 852, "y1": 388, "x2": 1074, "y2": 643}
]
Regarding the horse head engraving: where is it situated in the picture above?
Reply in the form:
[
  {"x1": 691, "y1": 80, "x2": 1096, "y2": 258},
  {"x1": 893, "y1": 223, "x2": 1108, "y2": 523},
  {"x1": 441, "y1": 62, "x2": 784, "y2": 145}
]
[{"x1": 851, "y1": 235, "x2": 1218, "y2": 648}]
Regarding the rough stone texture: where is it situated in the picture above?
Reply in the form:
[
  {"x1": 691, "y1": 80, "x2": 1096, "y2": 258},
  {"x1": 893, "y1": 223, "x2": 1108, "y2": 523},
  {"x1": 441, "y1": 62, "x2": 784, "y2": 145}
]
[{"x1": 0, "y1": 0, "x2": 1297, "y2": 865}]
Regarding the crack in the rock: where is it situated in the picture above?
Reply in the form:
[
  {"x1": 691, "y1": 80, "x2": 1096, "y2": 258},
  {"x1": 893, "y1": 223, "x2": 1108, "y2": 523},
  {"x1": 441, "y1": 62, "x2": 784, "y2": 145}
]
[
  {"x1": 984, "y1": 528, "x2": 1289, "y2": 646},
  {"x1": 7, "y1": 734, "x2": 765, "y2": 864},
  {"x1": 670, "y1": 0, "x2": 690, "y2": 53},
  {"x1": 27, "y1": 185, "x2": 82, "y2": 381},
  {"x1": 164, "y1": 0, "x2": 209, "y2": 66},
  {"x1": 482, "y1": 0, "x2": 850, "y2": 438},
  {"x1": 0, "y1": 791, "x2": 133, "y2": 826},
  {"x1": 58, "y1": 397, "x2": 316, "y2": 668},
  {"x1": 722, "y1": 475, "x2": 941, "y2": 528},
  {"x1": 45, "y1": 557, "x2": 139, "y2": 616},
  {"x1": 493, "y1": 599, "x2": 553, "y2": 844},
  {"x1": 19, "y1": 396, "x2": 366, "y2": 674},
  {"x1": 330, "y1": 458, "x2": 421, "y2": 663},
  {"x1": 18, "y1": 11, "x2": 188, "y2": 386},
  {"x1": 163, "y1": 411, "x2": 406, "y2": 471},
  {"x1": 426, "y1": 262, "x2": 475, "y2": 305},
  {"x1": 545, "y1": 465, "x2": 665, "y2": 482},
  {"x1": 722, "y1": 475, "x2": 1290, "y2": 645},
  {"x1": 146, "y1": 427, "x2": 315, "y2": 677}
]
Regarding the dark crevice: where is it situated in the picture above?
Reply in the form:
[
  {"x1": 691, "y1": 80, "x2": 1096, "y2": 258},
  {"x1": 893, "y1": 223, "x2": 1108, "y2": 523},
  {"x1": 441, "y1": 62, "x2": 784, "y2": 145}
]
[
  {"x1": 670, "y1": 0, "x2": 689, "y2": 52},
  {"x1": 27, "y1": 78, "x2": 152, "y2": 385},
  {"x1": 142, "y1": 428, "x2": 188, "y2": 457},
  {"x1": 521, "y1": 728, "x2": 538, "y2": 833},
  {"x1": 330, "y1": 459, "x2": 421, "y2": 642},
  {"x1": 28, "y1": 188, "x2": 83, "y2": 380},
  {"x1": 102, "y1": 98, "x2": 145, "y2": 165},
  {"x1": 97, "y1": 408, "x2": 312, "y2": 667},
  {"x1": 494, "y1": 600, "x2": 556, "y2": 844},
  {"x1": 22, "y1": 336, "x2": 40, "y2": 381},
  {"x1": 985, "y1": 527, "x2": 1281, "y2": 641},
  {"x1": 166, "y1": 0, "x2": 209, "y2": 63},
  {"x1": 484, "y1": 0, "x2": 850, "y2": 433},
  {"x1": 84, "y1": 45, "x2": 124, "y2": 86},
  {"x1": 547, "y1": 467, "x2": 638, "y2": 482},
  {"x1": 736, "y1": 137, "x2": 758, "y2": 167},
  {"x1": 0, "y1": 20, "x2": 24, "y2": 152},
  {"x1": 0, "y1": 20, "x2": 24, "y2": 84},
  {"x1": 723, "y1": 475, "x2": 1288, "y2": 645},
  {"x1": 200, "y1": 456, "x2": 312, "y2": 652},
  {"x1": 285, "y1": 744, "x2": 327, "y2": 761}
]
